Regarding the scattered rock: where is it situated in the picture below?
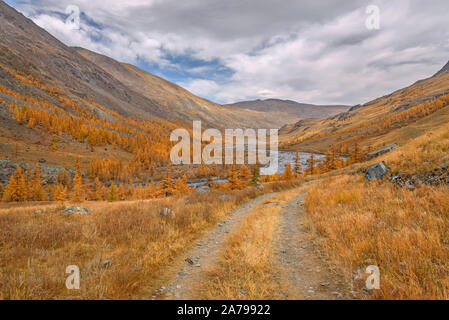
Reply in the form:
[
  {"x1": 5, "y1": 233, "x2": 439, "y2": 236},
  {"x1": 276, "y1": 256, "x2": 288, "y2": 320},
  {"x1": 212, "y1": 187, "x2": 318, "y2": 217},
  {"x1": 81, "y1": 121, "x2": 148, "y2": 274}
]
[
  {"x1": 63, "y1": 206, "x2": 92, "y2": 215},
  {"x1": 194, "y1": 263, "x2": 201, "y2": 268},
  {"x1": 218, "y1": 195, "x2": 230, "y2": 200},
  {"x1": 185, "y1": 257, "x2": 194, "y2": 265},
  {"x1": 405, "y1": 181, "x2": 415, "y2": 190},
  {"x1": 254, "y1": 184, "x2": 264, "y2": 190},
  {"x1": 158, "y1": 208, "x2": 175, "y2": 218},
  {"x1": 331, "y1": 291, "x2": 343, "y2": 298},
  {"x1": 184, "y1": 200, "x2": 191, "y2": 205},
  {"x1": 38, "y1": 158, "x2": 46, "y2": 163},
  {"x1": 320, "y1": 282, "x2": 331, "y2": 287},
  {"x1": 365, "y1": 162, "x2": 390, "y2": 181},
  {"x1": 101, "y1": 260, "x2": 111, "y2": 267},
  {"x1": 217, "y1": 222, "x2": 224, "y2": 227},
  {"x1": 33, "y1": 209, "x2": 43, "y2": 215}
]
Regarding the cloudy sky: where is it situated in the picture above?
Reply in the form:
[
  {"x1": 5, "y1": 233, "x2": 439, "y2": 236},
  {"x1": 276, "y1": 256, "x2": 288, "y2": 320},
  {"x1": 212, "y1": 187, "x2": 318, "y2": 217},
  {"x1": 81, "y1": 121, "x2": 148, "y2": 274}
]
[{"x1": 5, "y1": 0, "x2": 449, "y2": 105}]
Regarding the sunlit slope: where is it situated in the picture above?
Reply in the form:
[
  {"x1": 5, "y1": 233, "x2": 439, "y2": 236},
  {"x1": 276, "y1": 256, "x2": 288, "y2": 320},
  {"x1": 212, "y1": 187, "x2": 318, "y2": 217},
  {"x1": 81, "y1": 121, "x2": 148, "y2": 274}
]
[{"x1": 280, "y1": 66, "x2": 449, "y2": 153}]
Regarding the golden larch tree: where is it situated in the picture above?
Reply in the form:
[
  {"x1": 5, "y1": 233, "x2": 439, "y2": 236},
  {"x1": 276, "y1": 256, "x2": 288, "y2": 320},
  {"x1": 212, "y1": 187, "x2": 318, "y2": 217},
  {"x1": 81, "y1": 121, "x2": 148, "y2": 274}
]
[
  {"x1": 3, "y1": 166, "x2": 27, "y2": 202},
  {"x1": 71, "y1": 171, "x2": 85, "y2": 202}
]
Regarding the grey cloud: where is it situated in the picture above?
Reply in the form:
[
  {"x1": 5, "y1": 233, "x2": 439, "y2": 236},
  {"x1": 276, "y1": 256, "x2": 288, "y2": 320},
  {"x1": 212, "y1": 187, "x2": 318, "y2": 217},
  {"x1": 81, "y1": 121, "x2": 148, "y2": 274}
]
[{"x1": 7, "y1": 0, "x2": 449, "y2": 105}]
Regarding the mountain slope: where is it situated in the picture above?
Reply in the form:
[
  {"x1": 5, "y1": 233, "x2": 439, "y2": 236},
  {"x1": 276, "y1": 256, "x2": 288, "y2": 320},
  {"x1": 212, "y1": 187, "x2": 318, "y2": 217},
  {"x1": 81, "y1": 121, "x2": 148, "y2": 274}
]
[
  {"x1": 0, "y1": 1, "x2": 279, "y2": 129},
  {"x1": 227, "y1": 99, "x2": 349, "y2": 122},
  {"x1": 280, "y1": 61, "x2": 449, "y2": 153},
  {"x1": 75, "y1": 47, "x2": 281, "y2": 129}
]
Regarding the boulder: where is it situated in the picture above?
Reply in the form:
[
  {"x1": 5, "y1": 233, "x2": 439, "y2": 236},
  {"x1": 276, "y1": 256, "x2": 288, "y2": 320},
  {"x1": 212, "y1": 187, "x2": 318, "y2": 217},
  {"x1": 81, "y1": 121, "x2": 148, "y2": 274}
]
[
  {"x1": 365, "y1": 144, "x2": 398, "y2": 161},
  {"x1": 365, "y1": 162, "x2": 390, "y2": 181}
]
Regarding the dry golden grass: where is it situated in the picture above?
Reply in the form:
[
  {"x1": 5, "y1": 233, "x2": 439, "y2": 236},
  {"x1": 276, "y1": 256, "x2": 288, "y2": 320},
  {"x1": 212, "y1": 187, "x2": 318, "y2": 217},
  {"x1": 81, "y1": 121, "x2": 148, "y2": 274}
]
[
  {"x1": 0, "y1": 180, "x2": 298, "y2": 300},
  {"x1": 199, "y1": 189, "x2": 304, "y2": 300},
  {"x1": 383, "y1": 121, "x2": 449, "y2": 175},
  {"x1": 303, "y1": 122, "x2": 449, "y2": 299},
  {"x1": 305, "y1": 175, "x2": 449, "y2": 299}
]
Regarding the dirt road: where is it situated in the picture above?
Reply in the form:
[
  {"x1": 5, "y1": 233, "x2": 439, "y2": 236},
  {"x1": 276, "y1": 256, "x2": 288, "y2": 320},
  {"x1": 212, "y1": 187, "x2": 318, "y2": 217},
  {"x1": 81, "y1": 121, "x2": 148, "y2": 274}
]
[{"x1": 150, "y1": 187, "x2": 355, "y2": 300}]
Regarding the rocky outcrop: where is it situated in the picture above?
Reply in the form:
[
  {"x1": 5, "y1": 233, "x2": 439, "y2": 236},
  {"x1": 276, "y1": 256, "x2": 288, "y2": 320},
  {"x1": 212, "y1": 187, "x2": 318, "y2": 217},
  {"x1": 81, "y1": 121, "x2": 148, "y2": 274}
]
[
  {"x1": 390, "y1": 161, "x2": 449, "y2": 189},
  {"x1": 0, "y1": 160, "x2": 77, "y2": 186},
  {"x1": 365, "y1": 144, "x2": 398, "y2": 161}
]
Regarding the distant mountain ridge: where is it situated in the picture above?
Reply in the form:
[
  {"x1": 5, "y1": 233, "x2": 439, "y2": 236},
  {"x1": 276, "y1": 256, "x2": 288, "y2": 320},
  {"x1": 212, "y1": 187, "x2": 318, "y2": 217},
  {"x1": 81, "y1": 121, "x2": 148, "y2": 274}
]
[{"x1": 227, "y1": 98, "x2": 349, "y2": 121}]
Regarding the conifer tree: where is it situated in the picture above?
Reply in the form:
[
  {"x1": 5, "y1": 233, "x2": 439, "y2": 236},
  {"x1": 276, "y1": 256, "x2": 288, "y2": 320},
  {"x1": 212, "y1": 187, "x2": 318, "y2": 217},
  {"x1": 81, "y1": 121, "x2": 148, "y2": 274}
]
[
  {"x1": 89, "y1": 177, "x2": 104, "y2": 201},
  {"x1": 30, "y1": 164, "x2": 47, "y2": 201},
  {"x1": 53, "y1": 184, "x2": 67, "y2": 203},
  {"x1": 227, "y1": 166, "x2": 242, "y2": 190},
  {"x1": 307, "y1": 154, "x2": 316, "y2": 175},
  {"x1": 281, "y1": 163, "x2": 294, "y2": 180},
  {"x1": 50, "y1": 134, "x2": 58, "y2": 151},
  {"x1": 107, "y1": 183, "x2": 118, "y2": 202},
  {"x1": 175, "y1": 175, "x2": 191, "y2": 194},
  {"x1": 250, "y1": 164, "x2": 260, "y2": 185},
  {"x1": 71, "y1": 171, "x2": 85, "y2": 202},
  {"x1": 159, "y1": 176, "x2": 176, "y2": 197},
  {"x1": 3, "y1": 166, "x2": 27, "y2": 202},
  {"x1": 238, "y1": 165, "x2": 252, "y2": 181},
  {"x1": 294, "y1": 152, "x2": 302, "y2": 176}
]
